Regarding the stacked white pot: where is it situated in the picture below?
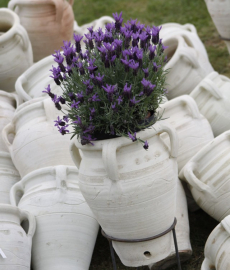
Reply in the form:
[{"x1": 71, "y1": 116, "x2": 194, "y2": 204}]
[
  {"x1": 0, "y1": 8, "x2": 33, "y2": 91},
  {"x1": 190, "y1": 71, "x2": 230, "y2": 137}
]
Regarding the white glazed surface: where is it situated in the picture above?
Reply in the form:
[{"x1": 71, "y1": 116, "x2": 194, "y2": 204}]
[
  {"x1": 190, "y1": 71, "x2": 230, "y2": 137},
  {"x1": 201, "y1": 215, "x2": 230, "y2": 270},
  {"x1": 0, "y1": 8, "x2": 33, "y2": 91},
  {"x1": 2, "y1": 98, "x2": 74, "y2": 177},
  {"x1": 158, "y1": 95, "x2": 214, "y2": 171},
  {"x1": 0, "y1": 204, "x2": 36, "y2": 270},
  {"x1": 8, "y1": 0, "x2": 74, "y2": 62},
  {"x1": 163, "y1": 35, "x2": 213, "y2": 99},
  {"x1": 10, "y1": 165, "x2": 99, "y2": 270},
  {"x1": 70, "y1": 122, "x2": 179, "y2": 267},
  {"x1": 179, "y1": 130, "x2": 230, "y2": 222}
]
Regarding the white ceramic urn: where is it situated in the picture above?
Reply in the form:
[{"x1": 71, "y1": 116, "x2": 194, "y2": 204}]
[
  {"x1": 2, "y1": 98, "x2": 74, "y2": 177},
  {"x1": 70, "y1": 122, "x2": 179, "y2": 267},
  {"x1": 204, "y1": 0, "x2": 230, "y2": 54},
  {"x1": 190, "y1": 71, "x2": 230, "y2": 137},
  {"x1": 179, "y1": 130, "x2": 230, "y2": 222},
  {"x1": 158, "y1": 95, "x2": 214, "y2": 171},
  {"x1": 202, "y1": 215, "x2": 230, "y2": 270},
  {"x1": 0, "y1": 204, "x2": 36, "y2": 270},
  {"x1": 0, "y1": 8, "x2": 33, "y2": 92},
  {"x1": 10, "y1": 165, "x2": 99, "y2": 270},
  {"x1": 163, "y1": 35, "x2": 213, "y2": 99}
]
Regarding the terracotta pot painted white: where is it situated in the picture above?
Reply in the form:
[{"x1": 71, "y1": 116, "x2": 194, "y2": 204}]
[
  {"x1": 179, "y1": 130, "x2": 230, "y2": 222},
  {"x1": 8, "y1": 0, "x2": 74, "y2": 62},
  {"x1": 190, "y1": 71, "x2": 230, "y2": 137},
  {"x1": 201, "y1": 215, "x2": 230, "y2": 270},
  {"x1": 70, "y1": 122, "x2": 179, "y2": 267},
  {"x1": 149, "y1": 179, "x2": 192, "y2": 269},
  {"x1": 2, "y1": 98, "x2": 74, "y2": 177},
  {"x1": 158, "y1": 95, "x2": 214, "y2": 171},
  {"x1": 0, "y1": 204, "x2": 36, "y2": 270},
  {"x1": 160, "y1": 22, "x2": 209, "y2": 61},
  {"x1": 204, "y1": 0, "x2": 230, "y2": 54},
  {"x1": 0, "y1": 152, "x2": 20, "y2": 204},
  {"x1": 0, "y1": 8, "x2": 33, "y2": 92},
  {"x1": 0, "y1": 91, "x2": 21, "y2": 152},
  {"x1": 10, "y1": 165, "x2": 99, "y2": 270},
  {"x1": 163, "y1": 35, "x2": 213, "y2": 100},
  {"x1": 15, "y1": 54, "x2": 61, "y2": 101}
]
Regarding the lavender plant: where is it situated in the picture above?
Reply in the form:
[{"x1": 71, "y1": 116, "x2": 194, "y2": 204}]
[{"x1": 44, "y1": 12, "x2": 168, "y2": 150}]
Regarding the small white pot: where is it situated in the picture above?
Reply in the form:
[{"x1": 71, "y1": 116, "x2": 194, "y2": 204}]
[
  {"x1": 158, "y1": 95, "x2": 214, "y2": 171},
  {"x1": 201, "y1": 215, "x2": 230, "y2": 270},
  {"x1": 160, "y1": 22, "x2": 209, "y2": 61},
  {"x1": 190, "y1": 71, "x2": 230, "y2": 137},
  {"x1": 70, "y1": 122, "x2": 179, "y2": 267},
  {"x1": 10, "y1": 165, "x2": 99, "y2": 270},
  {"x1": 204, "y1": 0, "x2": 230, "y2": 54},
  {"x1": 0, "y1": 8, "x2": 33, "y2": 92},
  {"x1": 179, "y1": 130, "x2": 230, "y2": 221},
  {"x1": 0, "y1": 204, "x2": 36, "y2": 270},
  {"x1": 163, "y1": 35, "x2": 213, "y2": 99},
  {"x1": 2, "y1": 98, "x2": 74, "y2": 177},
  {"x1": 149, "y1": 179, "x2": 192, "y2": 269}
]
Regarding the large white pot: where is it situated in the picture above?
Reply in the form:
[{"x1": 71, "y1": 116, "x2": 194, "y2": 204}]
[
  {"x1": 0, "y1": 8, "x2": 33, "y2": 92},
  {"x1": 0, "y1": 152, "x2": 20, "y2": 204},
  {"x1": 70, "y1": 122, "x2": 179, "y2": 267},
  {"x1": 201, "y1": 215, "x2": 230, "y2": 270},
  {"x1": 0, "y1": 204, "x2": 36, "y2": 270},
  {"x1": 179, "y1": 130, "x2": 230, "y2": 222},
  {"x1": 160, "y1": 22, "x2": 209, "y2": 61},
  {"x1": 15, "y1": 54, "x2": 60, "y2": 101},
  {"x1": 0, "y1": 90, "x2": 21, "y2": 152},
  {"x1": 163, "y1": 35, "x2": 213, "y2": 100},
  {"x1": 204, "y1": 0, "x2": 230, "y2": 54},
  {"x1": 10, "y1": 165, "x2": 99, "y2": 270},
  {"x1": 8, "y1": 0, "x2": 74, "y2": 62},
  {"x1": 158, "y1": 95, "x2": 214, "y2": 171},
  {"x1": 190, "y1": 71, "x2": 230, "y2": 137},
  {"x1": 2, "y1": 98, "x2": 74, "y2": 177},
  {"x1": 150, "y1": 179, "x2": 192, "y2": 269}
]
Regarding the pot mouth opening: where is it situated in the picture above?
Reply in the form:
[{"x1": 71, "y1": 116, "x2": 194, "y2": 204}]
[
  {"x1": 164, "y1": 38, "x2": 178, "y2": 62},
  {"x1": 0, "y1": 22, "x2": 13, "y2": 36}
]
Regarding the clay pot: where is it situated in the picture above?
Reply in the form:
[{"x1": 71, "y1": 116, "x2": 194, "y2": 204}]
[
  {"x1": 8, "y1": 0, "x2": 74, "y2": 62},
  {"x1": 0, "y1": 8, "x2": 33, "y2": 91}
]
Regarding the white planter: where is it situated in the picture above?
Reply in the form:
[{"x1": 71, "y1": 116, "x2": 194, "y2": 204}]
[
  {"x1": 204, "y1": 0, "x2": 230, "y2": 54},
  {"x1": 70, "y1": 122, "x2": 179, "y2": 267},
  {"x1": 8, "y1": 0, "x2": 74, "y2": 62},
  {"x1": 10, "y1": 165, "x2": 99, "y2": 270},
  {"x1": 163, "y1": 35, "x2": 213, "y2": 99},
  {"x1": 0, "y1": 8, "x2": 33, "y2": 92},
  {"x1": 0, "y1": 151, "x2": 20, "y2": 204},
  {"x1": 190, "y1": 71, "x2": 230, "y2": 137},
  {"x1": 160, "y1": 22, "x2": 209, "y2": 61},
  {"x1": 0, "y1": 90, "x2": 21, "y2": 152},
  {"x1": 179, "y1": 130, "x2": 230, "y2": 222},
  {"x1": 201, "y1": 215, "x2": 230, "y2": 270},
  {"x1": 15, "y1": 54, "x2": 61, "y2": 101},
  {"x1": 2, "y1": 98, "x2": 74, "y2": 177},
  {"x1": 0, "y1": 204, "x2": 36, "y2": 270},
  {"x1": 149, "y1": 179, "x2": 192, "y2": 269},
  {"x1": 158, "y1": 95, "x2": 214, "y2": 171}
]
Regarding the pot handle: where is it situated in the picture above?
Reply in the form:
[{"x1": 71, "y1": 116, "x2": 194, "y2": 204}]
[
  {"x1": 2, "y1": 122, "x2": 15, "y2": 152},
  {"x1": 15, "y1": 74, "x2": 31, "y2": 102},
  {"x1": 10, "y1": 181, "x2": 24, "y2": 207},
  {"x1": 69, "y1": 140, "x2": 81, "y2": 169},
  {"x1": 19, "y1": 209, "x2": 36, "y2": 246},
  {"x1": 14, "y1": 24, "x2": 30, "y2": 51},
  {"x1": 67, "y1": 0, "x2": 74, "y2": 6},
  {"x1": 102, "y1": 123, "x2": 179, "y2": 181},
  {"x1": 179, "y1": 47, "x2": 199, "y2": 69},
  {"x1": 193, "y1": 78, "x2": 223, "y2": 100}
]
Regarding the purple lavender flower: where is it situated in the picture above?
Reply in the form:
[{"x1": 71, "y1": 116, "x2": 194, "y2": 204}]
[
  {"x1": 50, "y1": 66, "x2": 63, "y2": 85},
  {"x1": 112, "y1": 11, "x2": 123, "y2": 32},
  {"x1": 71, "y1": 100, "x2": 80, "y2": 109},
  {"x1": 86, "y1": 85, "x2": 94, "y2": 95},
  {"x1": 123, "y1": 29, "x2": 133, "y2": 49},
  {"x1": 129, "y1": 60, "x2": 139, "y2": 76},
  {"x1": 66, "y1": 65, "x2": 73, "y2": 76},
  {"x1": 81, "y1": 134, "x2": 96, "y2": 145},
  {"x1": 128, "y1": 132, "x2": 137, "y2": 142},
  {"x1": 102, "y1": 84, "x2": 116, "y2": 101},
  {"x1": 136, "y1": 49, "x2": 143, "y2": 68},
  {"x1": 52, "y1": 95, "x2": 61, "y2": 110},
  {"x1": 120, "y1": 57, "x2": 130, "y2": 72},
  {"x1": 111, "y1": 102, "x2": 117, "y2": 111},
  {"x1": 94, "y1": 31, "x2": 104, "y2": 47},
  {"x1": 113, "y1": 39, "x2": 123, "y2": 56},
  {"x1": 123, "y1": 83, "x2": 132, "y2": 98},
  {"x1": 83, "y1": 124, "x2": 95, "y2": 134},
  {"x1": 143, "y1": 140, "x2": 149, "y2": 150},
  {"x1": 91, "y1": 93, "x2": 100, "y2": 102},
  {"x1": 149, "y1": 45, "x2": 156, "y2": 60},
  {"x1": 87, "y1": 26, "x2": 94, "y2": 34},
  {"x1": 73, "y1": 116, "x2": 82, "y2": 126},
  {"x1": 54, "y1": 116, "x2": 65, "y2": 127},
  {"x1": 106, "y1": 22, "x2": 115, "y2": 32},
  {"x1": 84, "y1": 32, "x2": 94, "y2": 49},
  {"x1": 139, "y1": 31, "x2": 148, "y2": 50},
  {"x1": 62, "y1": 42, "x2": 76, "y2": 65},
  {"x1": 128, "y1": 18, "x2": 138, "y2": 33},
  {"x1": 73, "y1": 34, "x2": 83, "y2": 53},
  {"x1": 132, "y1": 32, "x2": 139, "y2": 47},
  {"x1": 76, "y1": 91, "x2": 84, "y2": 103},
  {"x1": 77, "y1": 62, "x2": 85, "y2": 75},
  {"x1": 42, "y1": 84, "x2": 54, "y2": 98},
  {"x1": 151, "y1": 26, "x2": 162, "y2": 44},
  {"x1": 95, "y1": 73, "x2": 104, "y2": 87},
  {"x1": 141, "y1": 78, "x2": 156, "y2": 96},
  {"x1": 136, "y1": 21, "x2": 145, "y2": 33},
  {"x1": 117, "y1": 96, "x2": 123, "y2": 105},
  {"x1": 52, "y1": 50, "x2": 65, "y2": 72},
  {"x1": 63, "y1": 115, "x2": 69, "y2": 123},
  {"x1": 98, "y1": 46, "x2": 107, "y2": 62},
  {"x1": 129, "y1": 96, "x2": 140, "y2": 107},
  {"x1": 87, "y1": 58, "x2": 98, "y2": 74},
  {"x1": 90, "y1": 107, "x2": 96, "y2": 118},
  {"x1": 142, "y1": 68, "x2": 149, "y2": 78},
  {"x1": 68, "y1": 92, "x2": 76, "y2": 101},
  {"x1": 153, "y1": 62, "x2": 161, "y2": 72},
  {"x1": 58, "y1": 125, "x2": 69, "y2": 135}
]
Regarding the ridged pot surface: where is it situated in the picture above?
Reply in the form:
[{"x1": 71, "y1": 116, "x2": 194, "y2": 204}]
[
  {"x1": 70, "y1": 122, "x2": 179, "y2": 267},
  {"x1": 10, "y1": 165, "x2": 99, "y2": 270},
  {"x1": 0, "y1": 8, "x2": 33, "y2": 91}
]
